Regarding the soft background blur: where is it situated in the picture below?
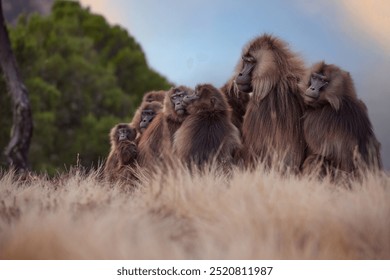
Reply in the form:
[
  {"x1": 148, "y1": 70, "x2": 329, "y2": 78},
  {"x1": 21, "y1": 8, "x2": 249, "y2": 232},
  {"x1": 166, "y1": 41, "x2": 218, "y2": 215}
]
[
  {"x1": 79, "y1": 0, "x2": 390, "y2": 169},
  {"x1": 2, "y1": 0, "x2": 389, "y2": 170}
]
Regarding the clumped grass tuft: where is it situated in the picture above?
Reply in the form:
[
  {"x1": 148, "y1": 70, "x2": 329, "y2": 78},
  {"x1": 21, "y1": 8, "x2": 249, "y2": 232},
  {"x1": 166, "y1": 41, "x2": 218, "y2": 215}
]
[{"x1": 0, "y1": 164, "x2": 389, "y2": 259}]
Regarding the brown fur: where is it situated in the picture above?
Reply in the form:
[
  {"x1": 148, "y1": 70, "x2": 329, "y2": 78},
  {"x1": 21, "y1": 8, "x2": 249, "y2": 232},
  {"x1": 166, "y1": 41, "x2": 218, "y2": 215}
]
[
  {"x1": 173, "y1": 84, "x2": 242, "y2": 167},
  {"x1": 220, "y1": 78, "x2": 250, "y2": 133},
  {"x1": 137, "y1": 86, "x2": 193, "y2": 167},
  {"x1": 104, "y1": 123, "x2": 138, "y2": 181},
  {"x1": 240, "y1": 34, "x2": 306, "y2": 171},
  {"x1": 132, "y1": 101, "x2": 163, "y2": 141},
  {"x1": 142, "y1": 90, "x2": 166, "y2": 104},
  {"x1": 164, "y1": 86, "x2": 193, "y2": 141},
  {"x1": 130, "y1": 91, "x2": 166, "y2": 135},
  {"x1": 137, "y1": 111, "x2": 167, "y2": 167},
  {"x1": 301, "y1": 62, "x2": 382, "y2": 175}
]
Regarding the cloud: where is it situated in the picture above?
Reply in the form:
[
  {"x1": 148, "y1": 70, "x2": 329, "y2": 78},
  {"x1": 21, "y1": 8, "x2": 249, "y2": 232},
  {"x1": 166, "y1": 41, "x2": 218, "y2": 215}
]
[
  {"x1": 337, "y1": 0, "x2": 390, "y2": 53},
  {"x1": 297, "y1": 0, "x2": 390, "y2": 55}
]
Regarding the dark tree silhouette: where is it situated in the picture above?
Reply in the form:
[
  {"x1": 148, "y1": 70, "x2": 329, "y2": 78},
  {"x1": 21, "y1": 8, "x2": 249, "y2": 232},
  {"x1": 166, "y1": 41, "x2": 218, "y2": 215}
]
[{"x1": 0, "y1": 1, "x2": 33, "y2": 172}]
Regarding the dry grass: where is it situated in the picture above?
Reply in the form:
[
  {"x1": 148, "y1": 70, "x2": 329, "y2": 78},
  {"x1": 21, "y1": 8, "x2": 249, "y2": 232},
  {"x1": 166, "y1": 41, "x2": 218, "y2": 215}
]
[{"x1": 0, "y1": 164, "x2": 389, "y2": 260}]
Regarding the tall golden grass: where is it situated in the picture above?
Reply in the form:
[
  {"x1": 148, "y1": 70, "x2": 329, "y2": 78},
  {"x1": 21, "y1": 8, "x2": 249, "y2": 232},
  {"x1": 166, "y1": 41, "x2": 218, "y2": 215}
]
[{"x1": 0, "y1": 164, "x2": 389, "y2": 259}]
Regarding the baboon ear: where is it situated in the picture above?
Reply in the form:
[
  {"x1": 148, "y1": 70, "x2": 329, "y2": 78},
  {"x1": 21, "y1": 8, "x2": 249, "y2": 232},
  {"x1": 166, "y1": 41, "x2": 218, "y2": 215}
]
[{"x1": 326, "y1": 95, "x2": 341, "y2": 111}]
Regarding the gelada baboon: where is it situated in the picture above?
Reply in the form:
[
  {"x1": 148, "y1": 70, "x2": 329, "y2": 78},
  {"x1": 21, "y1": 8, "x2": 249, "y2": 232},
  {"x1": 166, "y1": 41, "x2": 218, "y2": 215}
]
[
  {"x1": 220, "y1": 78, "x2": 250, "y2": 133},
  {"x1": 137, "y1": 111, "x2": 166, "y2": 167},
  {"x1": 104, "y1": 123, "x2": 138, "y2": 180},
  {"x1": 239, "y1": 34, "x2": 306, "y2": 171},
  {"x1": 142, "y1": 90, "x2": 166, "y2": 103},
  {"x1": 131, "y1": 101, "x2": 163, "y2": 138},
  {"x1": 137, "y1": 86, "x2": 193, "y2": 167},
  {"x1": 164, "y1": 86, "x2": 193, "y2": 141},
  {"x1": 173, "y1": 84, "x2": 241, "y2": 167},
  {"x1": 130, "y1": 90, "x2": 166, "y2": 135},
  {"x1": 301, "y1": 61, "x2": 382, "y2": 175}
]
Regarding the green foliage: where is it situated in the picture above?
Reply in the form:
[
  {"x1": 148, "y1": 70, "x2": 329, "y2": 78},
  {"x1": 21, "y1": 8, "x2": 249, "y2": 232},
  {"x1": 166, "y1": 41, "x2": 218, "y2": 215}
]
[{"x1": 0, "y1": 1, "x2": 171, "y2": 174}]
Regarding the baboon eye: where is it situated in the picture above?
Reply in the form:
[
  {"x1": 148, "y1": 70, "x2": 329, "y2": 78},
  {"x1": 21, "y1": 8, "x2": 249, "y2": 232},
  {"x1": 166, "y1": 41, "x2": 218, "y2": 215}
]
[{"x1": 242, "y1": 55, "x2": 254, "y2": 63}]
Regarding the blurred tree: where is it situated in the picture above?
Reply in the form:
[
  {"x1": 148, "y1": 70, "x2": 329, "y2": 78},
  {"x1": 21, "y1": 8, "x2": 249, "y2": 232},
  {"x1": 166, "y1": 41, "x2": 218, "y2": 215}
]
[
  {"x1": 0, "y1": 0, "x2": 33, "y2": 172},
  {"x1": 0, "y1": 1, "x2": 171, "y2": 174}
]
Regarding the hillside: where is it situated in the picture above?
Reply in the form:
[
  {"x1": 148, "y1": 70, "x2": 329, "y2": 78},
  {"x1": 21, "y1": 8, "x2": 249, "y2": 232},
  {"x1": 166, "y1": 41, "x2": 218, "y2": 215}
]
[{"x1": 0, "y1": 1, "x2": 171, "y2": 174}]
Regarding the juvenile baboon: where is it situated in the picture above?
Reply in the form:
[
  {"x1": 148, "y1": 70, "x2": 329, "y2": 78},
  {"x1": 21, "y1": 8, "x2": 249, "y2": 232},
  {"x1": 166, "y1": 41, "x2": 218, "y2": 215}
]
[
  {"x1": 104, "y1": 123, "x2": 138, "y2": 181},
  {"x1": 137, "y1": 86, "x2": 193, "y2": 167},
  {"x1": 220, "y1": 77, "x2": 250, "y2": 133},
  {"x1": 164, "y1": 86, "x2": 193, "y2": 141},
  {"x1": 173, "y1": 84, "x2": 241, "y2": 167},
  {"x1": 137, "y1": 109, "x2": 166, "y2": 167},
  {"x1": 131, "y1": 101, "x2": 163, "y2": 139},
  {"x1": 139, "y1": 101, "x2": 164, "y2": 133},
  {"x1": 239, "y1": 34, "x2": 306, "y2": 171},
  {"x1": 301, "y1": 61, "x2": 382, "y2": 175},
  {"x1": 130, "y1": 90, "x2": 166, "y2": 135}
]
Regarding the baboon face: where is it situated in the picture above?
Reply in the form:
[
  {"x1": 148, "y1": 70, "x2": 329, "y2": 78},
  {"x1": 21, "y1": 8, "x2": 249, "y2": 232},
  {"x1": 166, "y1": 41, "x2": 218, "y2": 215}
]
[
  {"x1": 235, "y1": 35, "x2": 300, "y2": 97},
  {"x1": 140, "y1": 109, "x2": 157, "y2": 130},
  {"x1": 139, "y1": 102, "x2": 162, "y2": 132},
  {"x1": 170, "y1": 87, "x2": 190, "y2": 115},
  {"x1": 302, "y1": 62, "x2": 351, "y2": 110},
  {"x1": 304, "y1": 72, "x2": 329, "y2": 104},
  {"x1": 114, "y1": 124, "x2": 136, "y2": 143},
  {"x1": 235, "y1": 55, "x2": 256, "y2": 93},
  {"x1": 235, "y1": 38, "x2": 275, "y2": 93}
]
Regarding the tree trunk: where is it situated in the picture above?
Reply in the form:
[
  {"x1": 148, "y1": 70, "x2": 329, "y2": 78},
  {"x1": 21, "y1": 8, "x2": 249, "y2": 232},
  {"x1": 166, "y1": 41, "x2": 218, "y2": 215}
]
[{"x1": 0, "y1": 1, "x2": 33, "y2": 172}]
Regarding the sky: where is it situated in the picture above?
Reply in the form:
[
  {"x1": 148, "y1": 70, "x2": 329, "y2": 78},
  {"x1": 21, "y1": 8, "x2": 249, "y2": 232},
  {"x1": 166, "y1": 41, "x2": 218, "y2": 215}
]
[{"x1": 79, "y1": 0, "x2": 390, "y2": 169}]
